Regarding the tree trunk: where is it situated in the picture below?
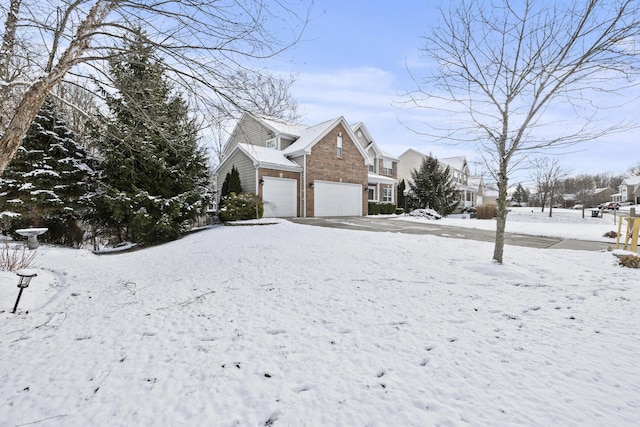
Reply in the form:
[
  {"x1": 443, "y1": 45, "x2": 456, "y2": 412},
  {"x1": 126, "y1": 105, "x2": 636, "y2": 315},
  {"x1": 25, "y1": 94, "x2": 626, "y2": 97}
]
[
  {"x1": 493, "y1": 161, "x2": 509, "y2": 264},
  {"x1": 0, "y1": 0, "x2": 115, "y2": 175}
]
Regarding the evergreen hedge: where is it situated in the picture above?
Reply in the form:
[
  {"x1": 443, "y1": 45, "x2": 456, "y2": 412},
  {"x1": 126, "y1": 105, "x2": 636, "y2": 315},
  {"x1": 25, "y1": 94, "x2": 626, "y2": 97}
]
[{"x1": 368, "y1": 202, "x2": 397, "y2": 215}]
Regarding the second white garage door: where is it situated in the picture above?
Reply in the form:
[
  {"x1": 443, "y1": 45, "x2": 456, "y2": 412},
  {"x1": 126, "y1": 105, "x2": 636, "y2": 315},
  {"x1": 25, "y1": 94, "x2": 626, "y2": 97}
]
[
  {"x1": 262, "y1": 177, "x2": 297, "y2": 217},
  {"x1": 314, "y1": 181, "x2": 362, "y2": 217}
]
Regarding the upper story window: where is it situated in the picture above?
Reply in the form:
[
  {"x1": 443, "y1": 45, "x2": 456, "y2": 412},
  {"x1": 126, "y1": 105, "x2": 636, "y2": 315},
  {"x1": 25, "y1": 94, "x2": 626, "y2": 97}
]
[
  {"x1": 266, "y1": 137, "x2": 277, "y2": 149},
  {"x1": 337, "y1": 133, "x2": 343, "y2": 158},
  {"x1": 382, "y1": 159, "x2": 393, "y2": 175},
  {"x1": 368, "y1": 163, "x2": 375, "y2": 173}
]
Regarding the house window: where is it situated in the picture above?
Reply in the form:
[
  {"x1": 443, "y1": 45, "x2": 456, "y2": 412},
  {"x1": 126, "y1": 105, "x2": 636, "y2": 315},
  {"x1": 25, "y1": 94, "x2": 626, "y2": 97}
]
[
  {"x1": 368, "y1": 186, "x2": 376, "y2": 201},
  {"x1": 383, "y1": 187, "x2": 393, "y2": 202},
  {"x1": 337, "y1": 134, "x2": 343, "y2": 158},
  {"x1": 382, "y1": 159, "x2": 393, "y2": 175},
  {"x1": 266, "y1": 137, "x2": 277, "y2": 149}
]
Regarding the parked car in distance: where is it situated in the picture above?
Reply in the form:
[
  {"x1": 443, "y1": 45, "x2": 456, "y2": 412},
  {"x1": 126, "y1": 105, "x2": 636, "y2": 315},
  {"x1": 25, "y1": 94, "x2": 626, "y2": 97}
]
[
  {"x1": 572, "y1": 204, "x2": 583, "y2": 210},
  {"x1": 606, "y1": 202, "x2": 620, "y2": 210}
]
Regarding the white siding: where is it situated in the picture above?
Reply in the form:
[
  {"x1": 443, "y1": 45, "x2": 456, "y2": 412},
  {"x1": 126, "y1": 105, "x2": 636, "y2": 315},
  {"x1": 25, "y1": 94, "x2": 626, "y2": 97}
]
[{"x1": 224, "y1": 115, "x2": 274, "y2": 157}]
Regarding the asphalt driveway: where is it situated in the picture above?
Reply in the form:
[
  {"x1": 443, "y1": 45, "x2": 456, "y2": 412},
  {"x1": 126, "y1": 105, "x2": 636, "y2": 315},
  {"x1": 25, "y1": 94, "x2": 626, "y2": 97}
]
[{"x1": 288, "y1": 216, "x2": 612, "y2": 251}]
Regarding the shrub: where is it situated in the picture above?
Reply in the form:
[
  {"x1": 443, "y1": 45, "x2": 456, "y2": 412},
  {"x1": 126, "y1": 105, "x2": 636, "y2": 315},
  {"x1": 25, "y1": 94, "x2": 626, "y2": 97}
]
[
  {"x1": 603, "y1": 231, "x2": 617, "y2": 238},
  {"x1": 619, "y1": 254, "x2": 640, "y2": 269},
  {"x1": 395, "y1": 208, "x2": 405, "y2": 215},
  {"x1": 219, "y1": 193, "x2": 263, "y2": 222},
  {"x1": 368, "y1": 202, "x2": 396, "y2": 215},
  {"x1": 0, "y1": 240, "x2": 37, "y2": 272},
  {"x1": 476, "y1": 204, "x2": 497, "y2": 219}
]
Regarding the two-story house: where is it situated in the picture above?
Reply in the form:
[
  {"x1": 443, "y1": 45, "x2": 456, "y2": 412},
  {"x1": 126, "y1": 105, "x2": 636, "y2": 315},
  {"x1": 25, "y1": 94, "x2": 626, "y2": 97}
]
[
  {"x1": 397, "y1": 148, "x2": 477, "y2": 208},
  {"x1": 350, "y1": 122, "x2": 399, "y2": 206},
  {"x1": 214, "y1": 113, "x2": 398, "y2": 217},
  {"x1": 615, "y1": 176, "x2": 640, "y2": 204}
]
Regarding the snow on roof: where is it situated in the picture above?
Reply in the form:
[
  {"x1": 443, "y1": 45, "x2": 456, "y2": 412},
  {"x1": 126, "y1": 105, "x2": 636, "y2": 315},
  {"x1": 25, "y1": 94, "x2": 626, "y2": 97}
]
[
  {"x1": 253, "y1": 114, "x2": 308, "y2": 137},
  {"x1": 368, "y1": 173, "x2": 397, "y2": 184},
  {"x1": 623, "y1": 175, "x2": 640, "y2": 185},
  {"x1": 282, "y1": 117, "x2": 343, "y2": 156},
  {"x1": 439, "y1": 156, "x2": 467, "y2": 171},
  {"x1": 381, "y1": 150, "x2": 399, "y2": 161},
  {"x1": 237, "y1": 143, "x2": 302, "y2": 170}
]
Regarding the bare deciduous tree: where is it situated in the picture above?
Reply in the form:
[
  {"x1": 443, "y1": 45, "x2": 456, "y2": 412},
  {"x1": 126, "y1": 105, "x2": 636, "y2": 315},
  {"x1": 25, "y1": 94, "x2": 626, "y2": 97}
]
[
  {"x1": 0, "y1": 0, "x2": 310, "y2": 174},
  {"x1": 531, "y1": 157, "x2": 569, "y2": 216},
  {"x1": 208, "y1": 71, "x2": 302, "y2": 163},
  {"x1": 407, "y1": 0, "x2": 640, "y2": 263},
  {"x1": 573, "y1": 174, "x2": 596, "y2": 217}
]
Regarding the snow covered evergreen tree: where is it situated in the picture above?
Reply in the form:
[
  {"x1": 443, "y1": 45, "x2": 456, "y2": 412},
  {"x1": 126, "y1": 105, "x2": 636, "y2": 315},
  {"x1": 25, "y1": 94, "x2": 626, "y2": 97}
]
[
  {"x1": 0, "y1": 97, "x2": 96, "y2": 246},
  {"x1": 88, "y1": 31, "x2": 210, "y2": 245},
  {"x1": 409, "y1": 155, "x2": 459, "y2": 215}
]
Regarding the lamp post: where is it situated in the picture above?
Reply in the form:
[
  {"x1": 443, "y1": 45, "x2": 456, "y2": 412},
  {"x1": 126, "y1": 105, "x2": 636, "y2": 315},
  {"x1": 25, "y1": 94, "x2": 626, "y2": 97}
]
[
  {"x1": 403, "y1": 188, "x2": 409, "y2": 216},
  {"x1": 12, "y1": 269, "x2": 37, "y2": 313}
]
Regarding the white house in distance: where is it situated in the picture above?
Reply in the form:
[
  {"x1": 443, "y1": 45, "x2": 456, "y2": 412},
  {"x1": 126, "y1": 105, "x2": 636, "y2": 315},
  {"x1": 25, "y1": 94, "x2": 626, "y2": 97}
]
[
  {"x1": 397, "y1": 148, "x2": 477, "y2": 208},
  {"x1": 613, "y1": 176, "x2": 640, "y2": 204}
]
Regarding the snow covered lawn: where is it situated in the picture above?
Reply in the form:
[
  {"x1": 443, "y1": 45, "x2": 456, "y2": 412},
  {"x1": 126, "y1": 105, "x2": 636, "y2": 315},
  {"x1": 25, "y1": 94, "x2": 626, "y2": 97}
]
[
  {"x1": 399, "y1": 206, "x2": 629, "y2": 242},
  {"x1": 1, "y1": 219, "x2": 639, "y2": 426}
]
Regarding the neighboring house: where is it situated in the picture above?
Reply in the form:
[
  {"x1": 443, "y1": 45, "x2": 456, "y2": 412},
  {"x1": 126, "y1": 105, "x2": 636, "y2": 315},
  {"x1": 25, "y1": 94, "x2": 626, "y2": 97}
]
[
  {"x1": 468, "y1": 176, "x2": 499, "y2": 205},
  {"x1": 397, "y1": 149, "x2": 477, "y2": 208},
  {"x1": 214, "y1": 113, "x2": 397, "y2": 217},
  {"x1": 615, "y1": 176, "x2": 640, "y2": 204},
  {"x1": 591, "y1": 187, "x2": 616, "y2": 206}
]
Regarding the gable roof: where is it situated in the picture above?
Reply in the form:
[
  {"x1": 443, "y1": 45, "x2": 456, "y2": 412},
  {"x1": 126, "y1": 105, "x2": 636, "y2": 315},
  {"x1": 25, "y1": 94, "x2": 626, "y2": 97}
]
[
  {"x1": 282, "y1": 116, "x2": 369, "y2": 163},
  {"x1": 252, "y1": 114, "x2": 308, "y2": 138},
  {"x1": 623, "y1": 176, "x2": 640, "y2": 186},
  {"x1": 399, "y1": 148, "x2": 426, "y2": 159},
  {"x1": 215, "y1": 143, "x2": 303, "y2": 174},
  {"x1": 440, "y1": 156, "x2": 467, "y2": 172}
]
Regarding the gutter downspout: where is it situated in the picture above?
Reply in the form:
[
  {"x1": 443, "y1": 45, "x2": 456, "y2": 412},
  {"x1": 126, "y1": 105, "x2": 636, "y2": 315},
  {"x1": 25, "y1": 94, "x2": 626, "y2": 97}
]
[{"x1": 303, "y1": 154, "x2": 307, "y2": 217}]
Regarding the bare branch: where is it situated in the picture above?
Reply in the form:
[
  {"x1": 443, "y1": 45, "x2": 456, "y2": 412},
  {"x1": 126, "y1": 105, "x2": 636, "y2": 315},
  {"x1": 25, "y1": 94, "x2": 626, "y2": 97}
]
[{"x1": 405, "y1": 0, "x2": 640, "y2": 263}]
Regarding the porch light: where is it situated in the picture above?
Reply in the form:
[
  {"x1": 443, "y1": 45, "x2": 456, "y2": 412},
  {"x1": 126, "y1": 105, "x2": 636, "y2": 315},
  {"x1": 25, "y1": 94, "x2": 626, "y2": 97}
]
[
  {"x1": 259, "y1": 178, "x2": 264, "y2": 185},
  {"x1": 309, "y1": 181, "x2": 314, "y2": 189},
  {"x1": 12, "y1": 270, "x2": 37, "y2": 313}
]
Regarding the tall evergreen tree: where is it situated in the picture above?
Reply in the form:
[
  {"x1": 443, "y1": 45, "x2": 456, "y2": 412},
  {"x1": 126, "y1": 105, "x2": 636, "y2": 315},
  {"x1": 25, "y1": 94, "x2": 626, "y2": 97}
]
[
  {"x1": 409, "y1": 155, "x2": 459, "y2": 215},
  {"x1": 511, "y1": 183, "x2": 529, "y2": 206},
  {"x1": 0, "y1": 97, "x2": 96, "y2": 246},
  {"x1": 89, "y1": 31, "x2": 210, "y2": 244},
  {"x1": 220, "y1": 165, "x2": 242, "y2": 201}
]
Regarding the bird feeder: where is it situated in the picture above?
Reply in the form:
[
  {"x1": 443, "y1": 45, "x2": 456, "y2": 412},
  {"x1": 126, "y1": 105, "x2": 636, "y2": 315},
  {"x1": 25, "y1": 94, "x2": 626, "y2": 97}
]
[{"x1": 12, "y1": 269, "x2": 37, "y2": 313}]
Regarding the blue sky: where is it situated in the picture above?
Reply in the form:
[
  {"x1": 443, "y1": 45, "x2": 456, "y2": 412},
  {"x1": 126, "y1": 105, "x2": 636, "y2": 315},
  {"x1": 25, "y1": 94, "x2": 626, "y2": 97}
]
[{"x1": 267, "y1": 0, "x2": 639, "y2": 184}]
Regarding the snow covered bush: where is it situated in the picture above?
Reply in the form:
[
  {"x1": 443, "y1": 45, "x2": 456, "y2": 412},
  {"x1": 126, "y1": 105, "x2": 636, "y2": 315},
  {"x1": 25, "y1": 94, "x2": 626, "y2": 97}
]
[
  {"x1": 218, "y1": 193, "x2": 263, "y2": 222},
  {"x1": 407, "y1": 208, "x2": 442, "y2": 220}
]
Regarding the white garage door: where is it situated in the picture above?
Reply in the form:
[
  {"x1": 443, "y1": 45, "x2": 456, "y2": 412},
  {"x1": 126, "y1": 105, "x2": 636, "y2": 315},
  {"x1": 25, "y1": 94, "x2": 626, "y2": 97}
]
[
  {"x1": 262, "y1": 177, "x2": 297, "y2": 217},
  {"x1": 314, "y1": 181, "x2": 362, "y2": 217}
]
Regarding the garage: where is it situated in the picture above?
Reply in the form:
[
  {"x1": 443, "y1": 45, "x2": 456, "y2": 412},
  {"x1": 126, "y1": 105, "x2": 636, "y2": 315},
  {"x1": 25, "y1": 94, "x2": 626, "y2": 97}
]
[
  {"x1": 314, "y1": 181, "x2": 362, "y2": 217},
  {"x1": 262, "y1": 177, "x2": 297, "y2": 217}
]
